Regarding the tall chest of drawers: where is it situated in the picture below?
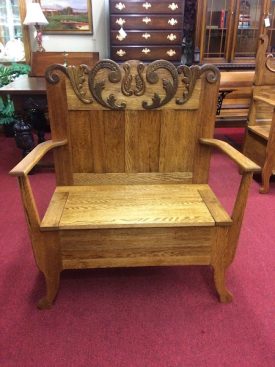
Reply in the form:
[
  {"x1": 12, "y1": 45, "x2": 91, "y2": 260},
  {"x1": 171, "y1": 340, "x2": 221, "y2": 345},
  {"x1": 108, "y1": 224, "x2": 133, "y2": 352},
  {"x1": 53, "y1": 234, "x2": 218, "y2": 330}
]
[{"x1": 110, "y1": 0, "x2": 185, "y2": 63}]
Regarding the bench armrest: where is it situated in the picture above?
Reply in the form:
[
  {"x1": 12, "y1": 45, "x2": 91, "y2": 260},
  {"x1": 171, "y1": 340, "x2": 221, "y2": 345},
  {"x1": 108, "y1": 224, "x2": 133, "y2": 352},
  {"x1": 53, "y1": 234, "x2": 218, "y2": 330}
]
[
  {"x1": 9, "y1": 139, "x2": 67, "y2": 176},
  {"x1": 199, "y1": 138, "x2": 261, "y2": 173},
  {"x1": 254, "y1": 95, "x2": 275, "y2": 107}
]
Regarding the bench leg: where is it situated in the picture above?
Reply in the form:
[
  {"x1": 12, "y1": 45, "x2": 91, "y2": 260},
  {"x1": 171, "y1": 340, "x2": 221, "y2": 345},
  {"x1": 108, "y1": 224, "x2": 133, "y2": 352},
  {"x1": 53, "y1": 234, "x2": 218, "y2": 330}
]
[
  {"x1": 36, "y1": 232, "x2": 62, "y2": 310},
  {"x1": 38, "y1": 270, "x2": 60, "y2": 309},
  {"x1": 259, "y1": 152, "x2": 275, "y2": 193},
  {"x1": 211, "y1": 227, "x2": 233, "y2": 303},
  {"x1": 213, "y1": 265, "x2": 233, "y2": 303},
  {"x1": 260, "y1": 163, "x2": 272, "y2": 193},
  {"x1": 212, "y1": 173, "x2": 253, "y2": 302}
]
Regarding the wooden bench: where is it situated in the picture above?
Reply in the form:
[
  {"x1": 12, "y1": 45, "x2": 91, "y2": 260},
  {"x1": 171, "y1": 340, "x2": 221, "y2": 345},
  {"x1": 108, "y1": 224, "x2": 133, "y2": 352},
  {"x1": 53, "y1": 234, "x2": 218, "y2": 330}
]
[
  {"x1": 217, "y1": 71, "x2": 254, "y2": 127},
  {"x1": 10, "y1": 60, "x2": 260, "y2": 308},
  {"x1": 243, "y1": 35, "x2": 275, "y2": 193}
]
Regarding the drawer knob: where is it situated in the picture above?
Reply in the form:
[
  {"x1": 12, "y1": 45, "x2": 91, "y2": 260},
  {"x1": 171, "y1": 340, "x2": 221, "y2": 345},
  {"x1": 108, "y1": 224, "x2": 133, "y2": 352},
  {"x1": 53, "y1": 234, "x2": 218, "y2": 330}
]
[
  {"x1": 167, "y1": 33, "x2": 177, "y2": 41},
  {"x1": 168, "y1": 3, "x2": 179, "y2": 11},
  {"x1": 142, "y1": 17, "x2": 151, "y2": 24},
  {"x1": 142, "y1": 33, "x2": 151, "y2": 39},
  {"x1": 142, "y1": 48, "x2": 151, "y2": 54},
  {"x1": 167, "y1": 49, "x2": 176, "y2": 57},
  {"x1": 116, "y1": 18, "x2": 126, "y2": 26},
  {"x1": 168, "y1": 18, "x2": 178, "y2": 26},
  {"x1": 116, "y1": 49, "x2": 126, "y2": 57},
  {"x1": 115, "y1": 2, "x2": 126, "y2": 11},
  {"x1": 143, "y1": 2, "x2": 152, "y2": 10}
]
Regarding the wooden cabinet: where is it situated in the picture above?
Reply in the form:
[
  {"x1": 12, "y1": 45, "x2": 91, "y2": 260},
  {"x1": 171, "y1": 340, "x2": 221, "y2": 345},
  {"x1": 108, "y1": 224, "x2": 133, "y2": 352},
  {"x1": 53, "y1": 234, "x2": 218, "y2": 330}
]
[
  {"x1": 195, "y1": 0, "x2": 270, "y2": 66},
  {"x1": 109, "y1": 0, "x2": 185, "y2": 62}
]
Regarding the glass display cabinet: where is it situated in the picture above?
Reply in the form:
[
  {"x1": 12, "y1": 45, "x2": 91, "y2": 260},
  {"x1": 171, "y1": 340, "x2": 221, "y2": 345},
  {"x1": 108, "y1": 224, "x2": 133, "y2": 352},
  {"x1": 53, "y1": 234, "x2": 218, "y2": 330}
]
[
  {"x1": 0, "y1": 0, "x2": 30, "y2": 63},
  {"x1": 196, "y1": 0, "x2": 272, "y2": 66},
  {"x1": 266, "y1": 0, "x2": 275, "y2": 52}
]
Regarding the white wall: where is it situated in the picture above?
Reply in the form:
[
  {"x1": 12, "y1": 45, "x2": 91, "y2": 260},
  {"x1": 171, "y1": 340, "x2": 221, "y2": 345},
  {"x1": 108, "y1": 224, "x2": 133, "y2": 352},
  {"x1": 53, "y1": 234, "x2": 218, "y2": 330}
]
[{"x1": 26, "y1": 0, "x2": 109, "y2": 59}]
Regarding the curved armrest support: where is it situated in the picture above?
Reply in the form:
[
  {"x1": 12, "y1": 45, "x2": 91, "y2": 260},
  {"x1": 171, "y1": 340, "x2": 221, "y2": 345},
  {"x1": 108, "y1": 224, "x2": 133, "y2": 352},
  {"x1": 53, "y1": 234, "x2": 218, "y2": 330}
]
[
  {"x1": 200, "y1": 138, "x2": 259, "y2": 267},
  {"x1": 199, "y1": 138, "x2": 261, "y2": 173},
  {"x1": 9, "y1": 139, "x2": 68, "y2": 176}
]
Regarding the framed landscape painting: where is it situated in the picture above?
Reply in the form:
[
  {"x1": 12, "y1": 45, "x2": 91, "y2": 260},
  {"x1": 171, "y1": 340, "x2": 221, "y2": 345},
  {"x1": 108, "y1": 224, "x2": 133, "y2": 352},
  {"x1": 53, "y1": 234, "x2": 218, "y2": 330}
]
[{"x1": 40, "y1": 0, "x2": 93, "y2": 34}]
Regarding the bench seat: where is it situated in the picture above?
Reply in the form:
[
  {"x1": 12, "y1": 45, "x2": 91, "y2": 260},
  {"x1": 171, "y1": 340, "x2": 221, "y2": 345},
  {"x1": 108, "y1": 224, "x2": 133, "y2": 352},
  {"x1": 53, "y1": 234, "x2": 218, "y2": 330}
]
[
  {"x1": 41, "y1": 184, "x2": 232, "y2": 230},
  {"x1": 248, "y1": 124, "x2": 270, "y2": 140}
]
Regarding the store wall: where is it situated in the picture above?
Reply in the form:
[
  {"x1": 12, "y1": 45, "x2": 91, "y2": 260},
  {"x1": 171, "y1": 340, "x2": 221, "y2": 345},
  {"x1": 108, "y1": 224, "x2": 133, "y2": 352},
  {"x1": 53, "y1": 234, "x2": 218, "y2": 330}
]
[{"x1": 26, "y1": 0, "x2": 109, "y2": 59}]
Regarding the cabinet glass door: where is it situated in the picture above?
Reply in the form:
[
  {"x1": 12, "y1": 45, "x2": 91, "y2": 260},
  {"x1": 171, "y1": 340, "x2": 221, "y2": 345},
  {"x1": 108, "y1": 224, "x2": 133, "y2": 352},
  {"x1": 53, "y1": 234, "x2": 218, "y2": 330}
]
[
  {"x1": 234, "y1": 0, "x2": 263, "y2": 59},
  {"x1": 203, "y1": 0, "x2": 231, "y2": 59},
  {"x1": 266, "y1": 0, "x2": 275, "y2": 52},
  {"x1": 0, "y1": 0, "x2": 25, "y2": 62}
]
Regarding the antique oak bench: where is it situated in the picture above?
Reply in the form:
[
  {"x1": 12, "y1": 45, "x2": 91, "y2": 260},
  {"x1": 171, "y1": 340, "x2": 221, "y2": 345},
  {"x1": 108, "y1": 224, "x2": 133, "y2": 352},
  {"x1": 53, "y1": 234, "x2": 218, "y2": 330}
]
[{"x1": 10, "y1": 59, "x2": 260, "y2": 308}]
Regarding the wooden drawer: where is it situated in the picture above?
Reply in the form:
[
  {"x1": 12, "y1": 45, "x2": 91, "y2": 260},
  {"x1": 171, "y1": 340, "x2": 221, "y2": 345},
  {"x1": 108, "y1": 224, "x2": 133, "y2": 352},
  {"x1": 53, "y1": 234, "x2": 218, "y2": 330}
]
[
  {"x1": 111, "y1": 30, "x2": 183, "y2": 45},
  {"x1": 110, "y1": 14, "x2": 183, "y2": 30},
  {"x1": 110, "y1": 0, "x2": 184, "y2": 14},
  {"x1": 111, "y1": 46, "x2": 182, "y2": 61}
]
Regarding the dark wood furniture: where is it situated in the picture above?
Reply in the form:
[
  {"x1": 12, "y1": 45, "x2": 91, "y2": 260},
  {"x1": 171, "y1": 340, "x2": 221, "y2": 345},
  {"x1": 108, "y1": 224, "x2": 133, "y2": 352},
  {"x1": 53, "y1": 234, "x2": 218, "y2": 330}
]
[
  {"x1": 27, "y1": 51, "x2": 99, "y2": 139},
  {"x1": 243, "y1": 34, "x2": 275, "y2": 193},
  {"x1": 0, "y1": 75, "x2": 46, "y2": 96},
  {"x1": 10, "y1": 59, "x2": 260, "y2": 309},
  {"x1": 195, "y1": 0, "x2": 272, "y2": 68},
  {"x1": 110, "y1": 0, "x2": 185, "y2": 62},
  {"x1": 29, "y1": 51, "x2": 99, "y2": 77},
  {"x1": 0, "y1": 76, "x2": 48, "y2": 154},
  {"x1": 0, "y1": 52, "x2": 100, "y2": 147},
  {"x1": 0, "y1": 76, "x2": 46, "y2": 128}
]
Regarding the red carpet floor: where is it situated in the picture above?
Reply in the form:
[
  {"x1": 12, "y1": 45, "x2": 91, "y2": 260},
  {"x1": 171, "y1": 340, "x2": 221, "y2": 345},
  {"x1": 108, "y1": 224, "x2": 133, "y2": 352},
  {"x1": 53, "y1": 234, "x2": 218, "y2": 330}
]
[{"x1": 0, "y1": 130, "x2": 274, "y2": 366}]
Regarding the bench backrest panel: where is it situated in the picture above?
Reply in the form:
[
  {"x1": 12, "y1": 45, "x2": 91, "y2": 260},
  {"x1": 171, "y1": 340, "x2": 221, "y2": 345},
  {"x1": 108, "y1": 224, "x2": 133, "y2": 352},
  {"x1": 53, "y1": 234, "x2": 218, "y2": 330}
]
[
  {"x1": 68, "y1": 109, "x2": 199, "y2": 174},
  {"x1": 46, "y1": 60, "x2": 220, "y2": 185}
]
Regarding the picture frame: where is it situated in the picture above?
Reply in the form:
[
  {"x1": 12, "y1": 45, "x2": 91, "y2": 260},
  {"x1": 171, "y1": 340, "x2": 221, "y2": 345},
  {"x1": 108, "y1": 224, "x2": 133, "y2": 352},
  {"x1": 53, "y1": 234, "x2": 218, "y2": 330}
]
[{"x1": 40, "y1": 0, "x2": 93, "y2": 34}]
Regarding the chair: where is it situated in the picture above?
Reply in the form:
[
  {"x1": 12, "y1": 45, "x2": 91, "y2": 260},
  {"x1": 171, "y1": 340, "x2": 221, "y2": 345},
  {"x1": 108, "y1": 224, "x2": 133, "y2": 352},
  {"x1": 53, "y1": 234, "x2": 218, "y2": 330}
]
[
  {"x1": 243, "y1": 35, "x2": 275, "y2": 193},
  {"x1": 10, "y1": 59, "x2": 260, "y2": 309}
]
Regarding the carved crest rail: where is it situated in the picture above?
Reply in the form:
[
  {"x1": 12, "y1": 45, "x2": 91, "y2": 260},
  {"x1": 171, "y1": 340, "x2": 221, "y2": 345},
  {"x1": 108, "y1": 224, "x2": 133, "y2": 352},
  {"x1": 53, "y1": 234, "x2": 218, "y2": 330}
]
[{"x1": 46, "y1": 59, "x2": 219, "y2": 110}]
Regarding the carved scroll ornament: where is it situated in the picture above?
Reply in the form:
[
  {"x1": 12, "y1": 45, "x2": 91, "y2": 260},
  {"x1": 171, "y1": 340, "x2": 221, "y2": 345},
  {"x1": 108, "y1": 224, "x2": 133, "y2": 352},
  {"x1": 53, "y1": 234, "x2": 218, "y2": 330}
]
[
  {"x1": 142, "y1": 60, "x2": 178, "y2": 109},
  {"x1": 88, "y1": 59, "x2": 126, "y2": 110},
  {"x1": 45, "y1": 63, "x2": 93, "y2": 104},
  {"x1": 176, "y1": 64, "x2": 219, "y2": 105},
  {"x1": 121, "y1": 63, "x2": 145, "y2": 96},
  {"x1": 46, "y1": 60, "x2": 219, "y2": 110}
]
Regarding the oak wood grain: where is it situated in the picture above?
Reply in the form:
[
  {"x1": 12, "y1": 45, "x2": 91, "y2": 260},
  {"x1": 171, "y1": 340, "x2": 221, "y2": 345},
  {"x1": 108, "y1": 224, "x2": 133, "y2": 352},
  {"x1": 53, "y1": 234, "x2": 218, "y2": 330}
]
[
  {"x1": 73, "y1": 172, "x2": 193, "y2": 185},
  {"x1": 243, "y1": 35, "x2": 275, "y2": 192},
  {"x1": 248, "y1": 125, "x2": 270, "y2": 140},
  {"x1": 9, "y1": 140, "x2": 67, "y2": 176},
  {"x1": 41, "y1": 184, "x2": 226, "y2": 230},
  {"x1": 200, "y1": 138, "x2": 261, "y2": 172},
  {"x1": 11, "y1": 60, "x2": 256, "y2": 307}
]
